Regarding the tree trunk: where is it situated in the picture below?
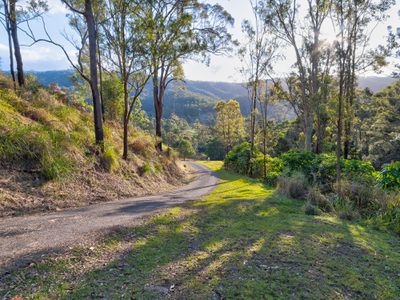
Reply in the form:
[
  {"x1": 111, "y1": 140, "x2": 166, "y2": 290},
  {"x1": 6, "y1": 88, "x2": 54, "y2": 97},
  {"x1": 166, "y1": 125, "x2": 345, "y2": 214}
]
[
  {"x1": 85, "y1": 0, "x2": 104, "y2": 148},
  {"x1": 153, "y1": 76, "x2": 163, "y2": 152},
  {"x1": 122, "y1": 87, "x2": 129, "y2": 160},
  {"x1": 9, "y1": 0, "x2": 24, "y2": 87},
  {"x1": 336, "y1": 64, "x2": 345, "y2": 196},
  {"x1": 304, "y1": 112, "x2": 314, "y2": 151},
  {"x1": 123, "y1": 118, "x2": 129, "y2": 160},
  {"x1": 3, "y1": 0, "x2": 16, "y2": 90},
  {"x1": 97, "y1": 38, "x2": 105, "y2": 121}
]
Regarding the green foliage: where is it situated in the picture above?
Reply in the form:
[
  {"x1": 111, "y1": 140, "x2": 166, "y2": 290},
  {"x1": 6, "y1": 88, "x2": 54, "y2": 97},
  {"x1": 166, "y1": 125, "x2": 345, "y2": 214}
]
[
  {"x1": 141, "y1": 161, "x2": 153, "y2": 175},
  {"x1": 102, "y1": 147, "x2": 120, "y2": 173},
  {"x1": 102, "y1": 75, "x2": 124, "y2": 121},
  {"x1": 205, "y1": 137, "x2": 225, "y2": 160},
  {"x1": 215, "y1": 100, "x2": 245, "y2": 152},
  {"x1": 372, "y1": 205, "x2": 400, "y2": 234},
  {"x1": 176, "y1": 138, "x2": 195, "y2": 159},
  {"x1": 344, "y1": 159, "x2": 376, "y2": 184},
  {"x1": 0, "y1": 119, "x2": 75, "y2": 180},
  {"x1": 378, "y1": 161, "x2": 400, "y2": 191},
  {"x1": 252, "y1": 154, "x2": 284, "y2": 185},
  {"x1": 280, "y1": 150, "x2": 377, "y2": 186},
  {"x1": 224, "y1": 142, "x2": 253, "y2": 174},
  {"x1": 281, "y1": 150, "x2": 319, "y2": 177}
]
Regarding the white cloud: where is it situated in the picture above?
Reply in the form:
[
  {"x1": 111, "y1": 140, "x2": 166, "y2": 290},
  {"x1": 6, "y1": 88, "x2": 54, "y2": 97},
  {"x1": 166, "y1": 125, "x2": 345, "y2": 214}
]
[{"x1": 46, "y1": 0, "x2": 68, "y2": 15}]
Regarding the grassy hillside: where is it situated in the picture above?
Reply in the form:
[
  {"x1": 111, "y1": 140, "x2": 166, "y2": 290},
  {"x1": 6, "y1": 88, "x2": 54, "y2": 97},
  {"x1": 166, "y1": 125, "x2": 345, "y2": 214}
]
[
  {"x1": 0, "y1": 74, "x2": 186, "y2": 216},
  {"x1": 1, "y1": 161, "x2": 399, "y2": 298}
]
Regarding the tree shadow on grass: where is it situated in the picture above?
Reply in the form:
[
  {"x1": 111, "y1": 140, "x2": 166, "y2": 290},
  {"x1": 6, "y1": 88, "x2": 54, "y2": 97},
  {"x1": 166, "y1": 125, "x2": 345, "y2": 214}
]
[{"x1": 1, "y1": 170, "x2": 400, "y2": 299}]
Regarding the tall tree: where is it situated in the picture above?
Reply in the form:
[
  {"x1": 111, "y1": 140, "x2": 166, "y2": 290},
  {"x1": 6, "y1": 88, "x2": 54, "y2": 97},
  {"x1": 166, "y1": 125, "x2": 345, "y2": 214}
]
[
  {"x1": 9, "y1": 0, "x2": 24, "y2": 86},
  {"x1": 0, "y1": 0, "x2": 16, "y2": 89},
  {"x1": 101, "y1": 0, "x2": 151, "y2": 159},
  {"x1": 215, "y1": 100, "x2": 245, "y2": 153},
  {"x1": 239, "y1": 0, "x2": 279, "y2": 173},
  {"x1": 266, "y1": 0, "x2": 331, "y2": 151},
  {"x1": 331, "y1": 0, "x2": 393, "y2": 192},
  {"x1": 25, "y1": 0, "x2": 105, "y2": 147},
  {"x1": 142, "y1": 0, "x2": 234, "y2": 151}
]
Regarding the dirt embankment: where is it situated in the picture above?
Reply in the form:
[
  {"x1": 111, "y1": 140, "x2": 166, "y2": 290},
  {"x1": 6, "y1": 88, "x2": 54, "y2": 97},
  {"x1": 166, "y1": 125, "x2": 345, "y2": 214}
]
[{"x1": 0, "y1": 160, "x2": 193, "y2": 217}]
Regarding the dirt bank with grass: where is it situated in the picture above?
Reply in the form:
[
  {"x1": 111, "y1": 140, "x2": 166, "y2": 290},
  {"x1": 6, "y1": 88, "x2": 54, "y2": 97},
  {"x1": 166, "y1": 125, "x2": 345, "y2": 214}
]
[{"x1": 0, "y1": 74, "x2": 188, "y2": 217}]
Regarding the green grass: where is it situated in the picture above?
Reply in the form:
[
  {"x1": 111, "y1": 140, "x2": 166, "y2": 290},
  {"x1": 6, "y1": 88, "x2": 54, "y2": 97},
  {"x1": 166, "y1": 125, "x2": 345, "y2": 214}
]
[{"x1": 1, "y1": 161, "x2": 400, "y2": 299}]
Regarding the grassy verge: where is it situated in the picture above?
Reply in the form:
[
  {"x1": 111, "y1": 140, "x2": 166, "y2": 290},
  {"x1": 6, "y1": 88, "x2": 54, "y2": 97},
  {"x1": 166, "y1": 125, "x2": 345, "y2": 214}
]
[{"x1": 1, "y1": 161, "x2": 400, "y2": 299}]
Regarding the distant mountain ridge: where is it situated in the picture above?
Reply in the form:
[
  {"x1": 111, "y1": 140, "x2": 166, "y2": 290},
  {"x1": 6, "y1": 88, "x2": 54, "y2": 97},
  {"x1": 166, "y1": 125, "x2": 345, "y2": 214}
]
[{"x1": 29, "y1": 70, "x2": 398, "y2": 124}]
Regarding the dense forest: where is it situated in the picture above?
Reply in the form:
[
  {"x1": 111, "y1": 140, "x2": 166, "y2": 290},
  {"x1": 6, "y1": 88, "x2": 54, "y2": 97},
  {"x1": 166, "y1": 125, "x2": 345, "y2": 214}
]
[{"x1": 1, "y1": 0, "x2": 400, "y2": 298}]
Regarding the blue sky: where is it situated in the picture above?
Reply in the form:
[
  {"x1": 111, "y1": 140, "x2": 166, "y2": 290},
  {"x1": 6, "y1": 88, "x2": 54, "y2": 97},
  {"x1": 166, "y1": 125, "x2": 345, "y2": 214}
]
[{"x1": 0, "y1": 0, "x2": 399, "y2": 82}]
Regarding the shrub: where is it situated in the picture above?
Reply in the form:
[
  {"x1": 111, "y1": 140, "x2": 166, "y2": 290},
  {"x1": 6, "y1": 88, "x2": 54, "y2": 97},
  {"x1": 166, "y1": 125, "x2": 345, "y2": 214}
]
[
  {"x1": 316, "y1": 153, "x2": 341, "y2": 187},
  {"x1": 304, "y1": 202, "x2": 321, "y2": 215},
  {"x1": 306, "y1": 187, "x2": 332, "y2": 212},
  {"x1": 372, "y1": 206, "x2": 400, "y2": 234},
  {"x1": 344, "y1": 159, "x2": 376, "y2": 184},
  {"x1": 377, "y1": 161, "x2": 400, "y2": 191},
  {"x1": 252, "y1": 154, "x2": 284, "y2": 185},
  {"x1": 281, "y1": 150, "x2": 319, "y2": 178},
  {"x1": 205, "y1": 138, "x2": 225, "y2": 160},
  {"x1": 176, "y1": 138, "x2": 196, "y2": 160},
  {"x1": 102, "y1": 147, "x2": 120, "y2": 173},
  {"x1": 340, "y1": 180, "x2": 377, "y2": 214},
  {"x1": 224, "y1": 142, "x2": 254, "y2": 175},
  {"x1": 130, "y1": 136, "x2": 155, "y2": 158},
  {"x1": 277, "y1": 172, "x2": 309, "y2": 199},
  {"x1": 141, "y1": 161, "x2": 153, "y2": 175}
]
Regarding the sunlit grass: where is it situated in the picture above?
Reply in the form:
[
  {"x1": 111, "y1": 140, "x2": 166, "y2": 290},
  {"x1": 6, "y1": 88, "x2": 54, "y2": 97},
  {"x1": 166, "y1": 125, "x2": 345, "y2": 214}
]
[{"x1": 1, "y1": 161, "x2": 400, "y2": 299}]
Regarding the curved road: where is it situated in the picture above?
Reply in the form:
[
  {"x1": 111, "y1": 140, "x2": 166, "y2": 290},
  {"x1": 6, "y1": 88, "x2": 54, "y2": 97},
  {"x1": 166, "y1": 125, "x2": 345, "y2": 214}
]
[{"x1": 0, "y1": 162, "x2": 218, "y2": 274}]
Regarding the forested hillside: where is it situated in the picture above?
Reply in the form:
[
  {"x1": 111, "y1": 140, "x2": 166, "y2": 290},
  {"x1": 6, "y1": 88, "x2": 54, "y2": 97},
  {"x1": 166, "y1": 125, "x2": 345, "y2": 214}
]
[{"x1": 31, "y1": 70, "x2": 393, "y2": 124}]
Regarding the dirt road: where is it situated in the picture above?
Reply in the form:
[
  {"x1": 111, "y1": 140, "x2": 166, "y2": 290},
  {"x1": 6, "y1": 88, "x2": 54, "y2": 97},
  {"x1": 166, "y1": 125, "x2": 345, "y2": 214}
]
[{"x1": 0, "y1": 162, "x2": 218, "y2": 274}]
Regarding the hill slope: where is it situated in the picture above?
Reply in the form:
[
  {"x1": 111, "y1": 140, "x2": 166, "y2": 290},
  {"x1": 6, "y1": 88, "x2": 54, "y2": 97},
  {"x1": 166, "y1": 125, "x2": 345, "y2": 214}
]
[
  {"x1": 0, "y1": 74, "x2": 187, "y2": 217},
  {"x1": 31, "y1": 70, "x2": 397, "y2": 124}
]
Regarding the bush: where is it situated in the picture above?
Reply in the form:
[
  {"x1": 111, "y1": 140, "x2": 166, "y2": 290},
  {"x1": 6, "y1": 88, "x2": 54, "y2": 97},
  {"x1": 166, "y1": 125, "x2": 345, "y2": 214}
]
[
  {"x1": 372, "y1": 206, "x2": 400, "y2": 234},
  {"x1": 281, "y1": 150, "x2": 319, "y2": 179},
  {"x1": 252, "y1": 154, "x2": 284, "y2": 185},
  {"x1": 340, "y1": 180, "x2": 378, "y2": 214},
  {"x1": 316, "y1": 153, "x2": 341, "y2": 188},
  {"x1": 102, "y1": 147, "x2": 120, "y2": 173},
  {"x1": 141, "y1": 161, "x2": 153, "y2": 175},
  {"x1": 205, "y1": 138, "x2": 225, "y2": 160},
  {"x1": 176, "y1": 138, "x2": 195, "y2": 160},
  {"x1": 130, "y1": 136, "x2": 155, "y2": 158},
  {"x1": 377, "y1": 161, "x2": 400, "y2": 191},
  {"x1": 304, "y1": 202, "x2": 321, "y2": 215},
  {"x1": 344, "y1": 159, "x2": 376, "y2": 184},
  {"x1": 224, "y1": 142, "x2": 254, "y2": 175},
  {"x1": 306, "y1": 187, "x2": 332, "y2": 212},
  {"x1": 277, "y1": 172, "x2": 309, "y2": 199}
]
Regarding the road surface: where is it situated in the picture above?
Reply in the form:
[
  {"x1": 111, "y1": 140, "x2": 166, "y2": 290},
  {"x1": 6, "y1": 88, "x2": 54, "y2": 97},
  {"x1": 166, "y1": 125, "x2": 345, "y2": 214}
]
[{"x1": 0, "y1": 162, "x2": 218, "y2": 274}]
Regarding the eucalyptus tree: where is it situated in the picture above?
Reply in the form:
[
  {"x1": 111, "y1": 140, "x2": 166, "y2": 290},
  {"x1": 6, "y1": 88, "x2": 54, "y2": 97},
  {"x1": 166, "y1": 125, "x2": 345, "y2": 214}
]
[
  {"x1": 215, "y1": 100, "x2": 245, "y2": 154},
  {"x1": 24, "y1": 0, "x2": 105, "y2": 147},
  {"x1": 142, "y1": 0, "x2": 234, "y2": 151},
  {"x1": 0, "y1": 0, "x2": 16, "y2": 89},
  {"x1": 331, "y1": 0, "x2": 393, "y2": 192},
  {"x1": 0, "y1": 0, "x2": 48, "y2": 87},
  {"x1": 239, "y1": 0, "x2": 279, "y2": 173},
  {"x1": 265, "y1": 0, "x2": 332, "y2": 152},
  {"x1": 331, "y1": 0, "x2": 393, "y2": 160},
  {"x1": 101, "y1": 0, "x2": 151, "y2": 159}
]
